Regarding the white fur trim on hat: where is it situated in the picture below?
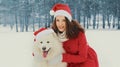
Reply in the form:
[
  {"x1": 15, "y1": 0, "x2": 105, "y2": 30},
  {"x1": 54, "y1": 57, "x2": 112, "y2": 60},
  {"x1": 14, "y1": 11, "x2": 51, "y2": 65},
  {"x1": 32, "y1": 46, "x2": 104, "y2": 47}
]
[
  {"x1": 54, "y1": 10, "x2": 72, "y2": 22},
  {"x1": 35, "y1": 29, "x2": 54, "y2": 41}
]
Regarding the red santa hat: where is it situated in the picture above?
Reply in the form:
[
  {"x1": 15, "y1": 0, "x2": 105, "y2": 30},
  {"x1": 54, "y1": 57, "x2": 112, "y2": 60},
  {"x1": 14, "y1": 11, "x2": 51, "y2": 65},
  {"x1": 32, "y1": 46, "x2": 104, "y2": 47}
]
[
  {"x1": 34, "y1": 28, "x2": 54, "y2": 42},
  {"x1": 50, "y1": 3, "x2": 72, "y2": 22}
]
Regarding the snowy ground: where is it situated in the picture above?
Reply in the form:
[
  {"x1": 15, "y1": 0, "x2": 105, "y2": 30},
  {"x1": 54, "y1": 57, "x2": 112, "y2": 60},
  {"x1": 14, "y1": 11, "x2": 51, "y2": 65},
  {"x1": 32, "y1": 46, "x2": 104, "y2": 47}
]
[
  {"x1": 0, "y1": 30, "x2": 120, "y2": 67},
  {"x1": 86, "y1": 30, "x2": 120, "y2": 67}
]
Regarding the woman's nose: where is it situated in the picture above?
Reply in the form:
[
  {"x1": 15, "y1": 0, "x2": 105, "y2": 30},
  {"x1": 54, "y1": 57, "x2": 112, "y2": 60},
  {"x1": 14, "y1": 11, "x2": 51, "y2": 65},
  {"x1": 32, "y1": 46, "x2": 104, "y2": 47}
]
[{"x1": 59, "y1": 21, "x2": 63, "y2": 25}]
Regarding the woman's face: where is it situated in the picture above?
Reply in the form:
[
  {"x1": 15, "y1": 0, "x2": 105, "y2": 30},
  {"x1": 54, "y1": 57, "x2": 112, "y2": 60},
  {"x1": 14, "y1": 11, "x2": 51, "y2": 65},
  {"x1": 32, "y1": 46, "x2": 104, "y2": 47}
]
[{"x1": 55, "y1": 16, "x2": 66, "y2": 32}]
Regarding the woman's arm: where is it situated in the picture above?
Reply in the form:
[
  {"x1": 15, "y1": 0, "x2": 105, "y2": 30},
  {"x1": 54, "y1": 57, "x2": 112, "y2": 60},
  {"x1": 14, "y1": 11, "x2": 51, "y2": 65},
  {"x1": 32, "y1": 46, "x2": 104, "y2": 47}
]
[{"x1": 62, "y1": 32, "x2": 89, "y2": 63}]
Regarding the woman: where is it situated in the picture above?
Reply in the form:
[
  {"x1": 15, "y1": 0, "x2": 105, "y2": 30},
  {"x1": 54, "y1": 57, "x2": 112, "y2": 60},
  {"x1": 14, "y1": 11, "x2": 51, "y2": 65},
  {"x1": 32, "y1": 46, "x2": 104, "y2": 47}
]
[{"x1": 50, "y1": 3, "x2": 99, "y2": 67}]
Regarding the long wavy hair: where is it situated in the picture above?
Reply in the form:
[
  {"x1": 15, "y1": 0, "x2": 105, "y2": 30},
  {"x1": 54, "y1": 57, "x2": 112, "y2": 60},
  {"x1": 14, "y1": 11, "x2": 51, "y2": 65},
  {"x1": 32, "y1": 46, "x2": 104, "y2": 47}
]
[{"x1": 51, "y1": 17, "x2": 85, "y2": 39}]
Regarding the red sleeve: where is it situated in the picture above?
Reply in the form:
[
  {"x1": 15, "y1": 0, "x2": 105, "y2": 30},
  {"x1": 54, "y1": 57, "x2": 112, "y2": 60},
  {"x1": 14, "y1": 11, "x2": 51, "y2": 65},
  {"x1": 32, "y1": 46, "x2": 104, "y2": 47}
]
[{"x1": 62, "y1": 32, "x2": 88, "y2": 63}]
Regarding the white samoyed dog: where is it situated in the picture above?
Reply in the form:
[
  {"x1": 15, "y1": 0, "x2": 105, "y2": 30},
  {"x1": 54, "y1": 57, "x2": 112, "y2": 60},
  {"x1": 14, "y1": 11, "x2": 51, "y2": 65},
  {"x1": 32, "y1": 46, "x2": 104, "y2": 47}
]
[{"x1": 32, "y1": 28, "x2": 67, "y2": 67}]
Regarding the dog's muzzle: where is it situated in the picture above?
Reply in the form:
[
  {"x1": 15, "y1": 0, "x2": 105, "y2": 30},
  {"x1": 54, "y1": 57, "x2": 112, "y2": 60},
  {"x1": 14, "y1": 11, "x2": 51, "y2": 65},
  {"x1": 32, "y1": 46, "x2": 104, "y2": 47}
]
[{"x1": 42, "y1": 47, "x2": 51, "y2": 58}]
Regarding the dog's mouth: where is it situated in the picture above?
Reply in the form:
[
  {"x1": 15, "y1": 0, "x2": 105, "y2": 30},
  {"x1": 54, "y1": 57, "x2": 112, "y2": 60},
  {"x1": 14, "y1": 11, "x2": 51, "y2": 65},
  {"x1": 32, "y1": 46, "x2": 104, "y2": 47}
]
[{"x1": 43, "y1": 48, "x2": 51, "y2": 58}]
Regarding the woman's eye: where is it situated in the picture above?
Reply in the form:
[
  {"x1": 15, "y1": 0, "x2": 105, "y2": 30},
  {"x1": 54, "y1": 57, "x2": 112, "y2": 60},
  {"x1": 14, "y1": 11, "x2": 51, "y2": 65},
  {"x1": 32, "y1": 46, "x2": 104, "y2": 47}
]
[
  {"x1": 56, "y1": 19, "x2": 59, "y2": 22},
  {"x1": 47, "y1": 41, "x2": 50, "y2": 43}
]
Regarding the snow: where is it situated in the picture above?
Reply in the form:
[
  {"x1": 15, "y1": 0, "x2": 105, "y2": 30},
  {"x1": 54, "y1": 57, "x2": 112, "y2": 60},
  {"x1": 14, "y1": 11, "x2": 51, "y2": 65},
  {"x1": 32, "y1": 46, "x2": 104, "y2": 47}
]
[
  {"x1": 86, "y1": 30, "x2": 120, "y2": 67},
  {"x1": 0, "y1": 29, "x2": 120, "y2": 67},
  {"x1": 0, "y1": 32, "x2": 34, "y2": 67}
]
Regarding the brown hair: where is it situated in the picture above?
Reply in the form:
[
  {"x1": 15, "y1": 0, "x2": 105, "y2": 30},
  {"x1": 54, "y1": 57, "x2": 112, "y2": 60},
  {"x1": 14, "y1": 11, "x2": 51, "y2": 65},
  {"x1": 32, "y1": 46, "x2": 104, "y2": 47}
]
[{"x1": 51, "y1": 17, "x2": 85, "y2": 39}]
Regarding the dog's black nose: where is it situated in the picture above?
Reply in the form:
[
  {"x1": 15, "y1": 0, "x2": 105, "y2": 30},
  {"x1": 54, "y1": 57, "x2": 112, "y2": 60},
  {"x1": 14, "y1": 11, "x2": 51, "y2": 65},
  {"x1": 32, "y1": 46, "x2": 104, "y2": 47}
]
[{"x1": 42, "y1": 47, "x2": 46, "y2": 50}]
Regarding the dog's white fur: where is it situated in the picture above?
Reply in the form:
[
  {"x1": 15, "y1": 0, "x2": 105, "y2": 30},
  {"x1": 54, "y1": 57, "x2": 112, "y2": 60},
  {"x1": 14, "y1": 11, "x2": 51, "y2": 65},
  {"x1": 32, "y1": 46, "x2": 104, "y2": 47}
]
[{"x1": 33, "y1": 31, "x2": 67, "y2": 67}]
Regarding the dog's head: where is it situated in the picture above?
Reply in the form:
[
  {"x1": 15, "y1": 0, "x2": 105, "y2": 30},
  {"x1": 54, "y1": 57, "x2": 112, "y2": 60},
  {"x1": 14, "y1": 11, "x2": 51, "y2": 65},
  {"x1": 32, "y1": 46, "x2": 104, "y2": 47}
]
[{"x1": 34, "y1": 28, "x2": 63, "y2": 60}]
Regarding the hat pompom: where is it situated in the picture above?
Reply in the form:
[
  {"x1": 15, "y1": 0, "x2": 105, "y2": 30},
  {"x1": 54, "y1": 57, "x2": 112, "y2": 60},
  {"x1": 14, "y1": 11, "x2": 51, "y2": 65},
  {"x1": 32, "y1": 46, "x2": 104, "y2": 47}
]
[{"x1": 50, "y1": 10, "x2": 55, "y2": 16}]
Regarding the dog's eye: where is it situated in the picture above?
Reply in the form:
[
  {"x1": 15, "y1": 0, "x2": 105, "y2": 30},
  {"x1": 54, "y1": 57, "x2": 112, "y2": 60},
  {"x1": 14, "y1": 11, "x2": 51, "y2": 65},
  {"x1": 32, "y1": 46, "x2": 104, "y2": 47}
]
[
  {"x1": 47, "y1": 41, "x2": 50, "y2": 43},
  {"x1": 40, "y1": 41, "x2": 43, "y2": 44}
]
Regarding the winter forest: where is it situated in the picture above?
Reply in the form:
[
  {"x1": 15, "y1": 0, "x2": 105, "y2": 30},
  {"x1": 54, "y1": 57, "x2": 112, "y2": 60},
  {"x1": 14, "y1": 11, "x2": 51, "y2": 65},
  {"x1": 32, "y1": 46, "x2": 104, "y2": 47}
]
[{"x1": 0, "y1": 0, "x2": 120, "y2": 32}]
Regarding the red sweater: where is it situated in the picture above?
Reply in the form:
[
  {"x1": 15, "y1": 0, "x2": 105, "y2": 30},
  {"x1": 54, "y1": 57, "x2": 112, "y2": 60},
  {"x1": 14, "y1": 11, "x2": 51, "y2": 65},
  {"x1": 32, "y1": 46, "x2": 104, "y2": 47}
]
[{"x1": 62, "y1": 32, "x2": 99, "y2": 67}]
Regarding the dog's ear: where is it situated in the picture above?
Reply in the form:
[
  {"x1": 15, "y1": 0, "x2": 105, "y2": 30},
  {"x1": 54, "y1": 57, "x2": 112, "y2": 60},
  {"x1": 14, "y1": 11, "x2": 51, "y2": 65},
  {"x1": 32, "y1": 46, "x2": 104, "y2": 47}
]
[
  {"x1": 51, "y1": 32, "x2": 61, "y2": 42},
  {"x1": 52, "y1": 32, "x2": 58, "y2": 38},
  {"x1": 51, "y1": 32, "x2": 60, "y2": 40}
]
